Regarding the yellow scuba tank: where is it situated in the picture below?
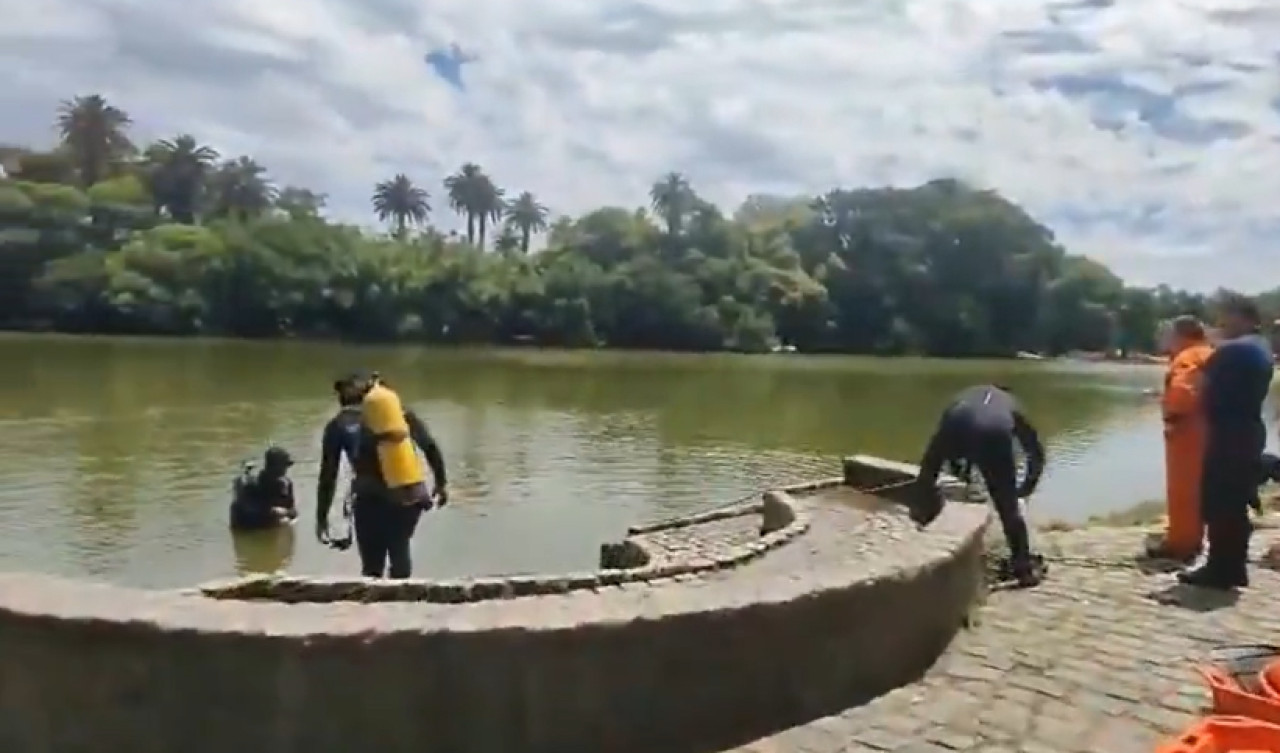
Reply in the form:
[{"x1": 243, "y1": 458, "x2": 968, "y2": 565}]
[{"x1": 361, "y1": 380, "x2": 427, "y2": 496}]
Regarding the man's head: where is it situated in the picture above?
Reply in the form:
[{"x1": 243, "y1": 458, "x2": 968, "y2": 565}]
[
  {"x1": 333, "y1": 370, "x2": 378, "y2": 406},
  {"x1": 263, "y1": 446, "x2": 293, "y2": 474},
  {"x1": 1214, "y1": 294, "x2": 1261, "y2": 339},
  {"x1": 1168, "y1": 315, "x2": 1206, "y2": 353}
]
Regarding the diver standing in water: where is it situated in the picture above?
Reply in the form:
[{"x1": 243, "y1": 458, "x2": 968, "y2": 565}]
[
  {"x1": 229, "y1": 446, "x2": 298, "y2": 531},
  {"x1": 911, "y1": 384, "x2": 1047, "y2": 588},
  {"x1": 315, "y1": 371, "x2": 449, "y2": 579}
]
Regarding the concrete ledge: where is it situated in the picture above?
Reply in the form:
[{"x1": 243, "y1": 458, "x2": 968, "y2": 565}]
[
  {"x1": 199, "y1": 492, "x2": 809, "y2": 604},
  {"x1": 601, "y1": 487, "x2": 810, "y2": 572},
  {"x1": 0, "y1": 456, "x2": 988, "y2": 753},
  {"x1": 843, "y1": 454, "x2": 971, "y2": 503}
]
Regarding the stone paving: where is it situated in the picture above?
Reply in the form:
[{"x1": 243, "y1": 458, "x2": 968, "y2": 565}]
[
  {"x1": 633, "y1": 514, "x2": 770, "y2": 563},
  {"x1": 724, "y1": 518, "x2": 1280, "y2": 753}
]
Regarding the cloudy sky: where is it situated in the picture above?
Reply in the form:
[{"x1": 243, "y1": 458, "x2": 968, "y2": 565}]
[{"x1": 3, "y1": 0, "x2": 1279, "y2": 291}]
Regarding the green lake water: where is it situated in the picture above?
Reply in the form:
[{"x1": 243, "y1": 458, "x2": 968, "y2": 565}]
[{"x1": 0, "y1": 334, "x2": 1226, "y2": 588}]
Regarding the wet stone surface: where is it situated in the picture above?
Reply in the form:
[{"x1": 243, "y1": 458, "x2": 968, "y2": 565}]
[
  {"x1": 633, "y1": 515, "x2": 774, "y2": 564},
  {"x1": 721, "y1": 517, "x2": 1280, "y2": 753}
]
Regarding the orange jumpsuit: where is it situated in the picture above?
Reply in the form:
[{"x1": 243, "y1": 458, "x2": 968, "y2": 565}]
[{"x1": 1161, "y1": 341, "x2": 1213, "y2": 557}]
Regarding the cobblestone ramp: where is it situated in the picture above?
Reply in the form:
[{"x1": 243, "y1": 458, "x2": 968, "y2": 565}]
[{"x1": 722, "y1": 519, "x2": 1280, "y2": 753}]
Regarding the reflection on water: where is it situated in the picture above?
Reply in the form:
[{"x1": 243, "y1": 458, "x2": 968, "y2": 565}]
[
  {"x1": 232, "y1": 525, "x2": 297, "y2": 576},
  {"x1": 0, "y1": 335, "x2": 1236, "y2": 588}
]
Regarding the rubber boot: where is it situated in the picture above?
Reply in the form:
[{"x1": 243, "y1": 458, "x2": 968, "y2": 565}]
[
  {"x1": 1178, "y1": 519, "x2": 1248, "y2": 589},
  {"x1": 1004, "y1": 525, "x2": 1042, "y2": 588},
  {"x1": 1223, "y1": 517, "x2": 1252, "y2": 588},
  {"x1": 1009, "y1": 558, "x2": 1043, "y2": 588}
]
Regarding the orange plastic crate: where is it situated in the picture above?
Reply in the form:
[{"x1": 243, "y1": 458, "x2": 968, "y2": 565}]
[
  {"x1": 1155, "y1": 715, "x2": 1280, "y2": 753},
  {"x1": 1198, "y1": 666, "x2": 1280, "y2": 726},
  {"x1": 1262, "y1": 661, "x2": 1280, "y2": 703}
]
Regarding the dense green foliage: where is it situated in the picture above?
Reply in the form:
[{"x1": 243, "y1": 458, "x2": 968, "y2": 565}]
[{"x1": 0, "y1": 95, "x2": 1264, "y2": 354}]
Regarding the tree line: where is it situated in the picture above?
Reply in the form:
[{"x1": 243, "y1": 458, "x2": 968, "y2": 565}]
[{"x1": 0, "y1": 94, "x2": 1271, "y2": 355}]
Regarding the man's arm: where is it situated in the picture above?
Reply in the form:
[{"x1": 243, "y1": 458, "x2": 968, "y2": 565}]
[
  {"x1": 1198, "y1": 346, "x2": 1226, "y2": 413},
  {"x1": 1012, "y1": 411, "x2": 1046, "y2": 497},
  {"x1": 916, "y1": 428, "x2": 950, "y2": 491},
  {"x1": 908, "y1": 420, "x2": 957, "y2": 526},
  {"x1": 315, "y1": 421, "x2": 342, "y2": 522},
  {"x1": 405, "y1": 409, "x2": 447, "y2": 488}
]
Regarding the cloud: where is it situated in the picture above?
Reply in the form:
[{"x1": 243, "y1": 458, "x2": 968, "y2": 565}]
[{"x1": 2, "y1": 0, "x2": 1279, "y2": 291}]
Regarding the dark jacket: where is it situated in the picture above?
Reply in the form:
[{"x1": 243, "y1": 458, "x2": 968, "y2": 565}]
[
  {"x1": 230, "y1": 470, "x2": 295, "y2": 530},
  {"x1": 930, "y1": 385, "x2": 1046, "y2": 497},
  {"x1": 1202, "y1": 333, "x2": 1273, "y2": 430},
  {"x1": 316, "y1": 406, "x2": 447, "y2": 506}
]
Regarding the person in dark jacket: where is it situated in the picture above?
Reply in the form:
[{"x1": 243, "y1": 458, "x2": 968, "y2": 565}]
[
  {"x1": 315, "y1": 371, "x2": 448, "y2": 579},
  {"x1": 229, "y1": 446, "x2": 298, "y2": 531},
  {"x1": 911, "y1": 384, "x2": 1047, "y2": 587},
  {"x1": 1178, "y1": 296, "x2": 1273, "y2": 589}
]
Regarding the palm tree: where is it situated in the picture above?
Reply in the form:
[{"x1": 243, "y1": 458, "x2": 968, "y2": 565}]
[
  {"x1": 56, "y1": 95, "x2": 135, "y2": 187},
  {"x1": 209, "y1": 156, "x2": 277, "y2": 219},
  {"x1": 145, "y1": 135, "x2": 219, "y2": 223},
  {"x1": 649, "y1": 172, "x2": 693, "y2": 235},
  {"x1": 444, "y1": 162, "x2": 484, "y2": 246},
  {"x1": 371, "y1": 174, "x2": 430, "y2": 236},
  {"x1": 473, "y1": 179, "x2": 504, "y2": 251},
  {"x1": 504, "y1": 191, "x2": 549, "y2": 254},
  {"x1": 444, "y1": 163, "x2": 504, "y2": 250}
]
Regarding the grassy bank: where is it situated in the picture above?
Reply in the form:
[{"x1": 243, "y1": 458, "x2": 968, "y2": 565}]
[{"x1": 1038, "y1": 489, "x2": 1280, "y2": 532}]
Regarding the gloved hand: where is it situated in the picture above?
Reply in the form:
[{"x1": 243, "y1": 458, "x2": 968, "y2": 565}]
[{"x1": 907, "y1": 484, "x2": 943, "y2": 528}]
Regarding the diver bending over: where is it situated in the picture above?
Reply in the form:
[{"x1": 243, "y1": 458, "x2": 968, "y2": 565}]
[{"x1": 911, "y1": 384, "x2": 1046, "y2": 588}]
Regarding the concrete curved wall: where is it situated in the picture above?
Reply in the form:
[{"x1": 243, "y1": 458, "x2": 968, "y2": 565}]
[{"x1": 0, "y1": 456, "x2": 989, "y2": 753}]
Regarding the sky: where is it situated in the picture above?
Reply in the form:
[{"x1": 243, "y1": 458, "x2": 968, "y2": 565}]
[{"x1": 2, "y1": 0, "x2": 1279, "y2": 291}]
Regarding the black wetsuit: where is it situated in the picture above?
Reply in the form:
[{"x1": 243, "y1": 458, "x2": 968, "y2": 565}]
[
  {"x1": 317, "y1": 405, "x2": 447, "y2": 578},
  {"x1": 915, "y1": 385, "x2": 1046, "y2": 570},
  {"x1": 1197, "y1": 333, "x2": 1273, "y2": 581},
  {"x1": 230, "y1": 472, "x2": 296, "y2": 531}
]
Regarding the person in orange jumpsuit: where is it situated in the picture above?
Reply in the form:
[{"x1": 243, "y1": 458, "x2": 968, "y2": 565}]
[{"x1": 1148, "y1": 316, "x2": 1213, "y2": 561}]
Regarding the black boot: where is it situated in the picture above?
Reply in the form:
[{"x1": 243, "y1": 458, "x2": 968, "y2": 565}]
[
  {"x1": 1010, "y1": 558, "x2": 1043, "y2": 588},
  {"x1": 1224, "y1": 517, "x2": 1252, "y2": 588},
  {"x1": 1178, "y1": 520, "x2": 1248, "y2": 589},
  {"x1": 1177, "y1": 561, "x2": 1244, "y2": 589}
]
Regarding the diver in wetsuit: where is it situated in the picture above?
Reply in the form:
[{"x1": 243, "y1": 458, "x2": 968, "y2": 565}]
[
  {"x1": 315, "y1": 371, "x2": 449, "y2": 579},
  {"x1": 229, "y1": 446, "x2": 298, "y2": 531},
  {"x1": 911, "y1": 384, "x2": 1047, "y2": 587},
  {"x1": 1178, "y1": 296, "x2": 1273, "y2": 590}
]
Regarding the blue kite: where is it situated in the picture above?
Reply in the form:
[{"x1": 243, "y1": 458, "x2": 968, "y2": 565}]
[{"x1": 425, "y1": 44, "x2": 478, "y2": 92}]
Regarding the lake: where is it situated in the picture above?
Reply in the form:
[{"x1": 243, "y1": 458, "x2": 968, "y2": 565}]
[{"x1": 0, "y1": 334, "x2": 1255, "y2": 588}]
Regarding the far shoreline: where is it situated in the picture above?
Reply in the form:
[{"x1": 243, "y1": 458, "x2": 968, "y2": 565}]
[{"x1": 0, "y1": 327, "x2": 1170, "y2": 365}]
